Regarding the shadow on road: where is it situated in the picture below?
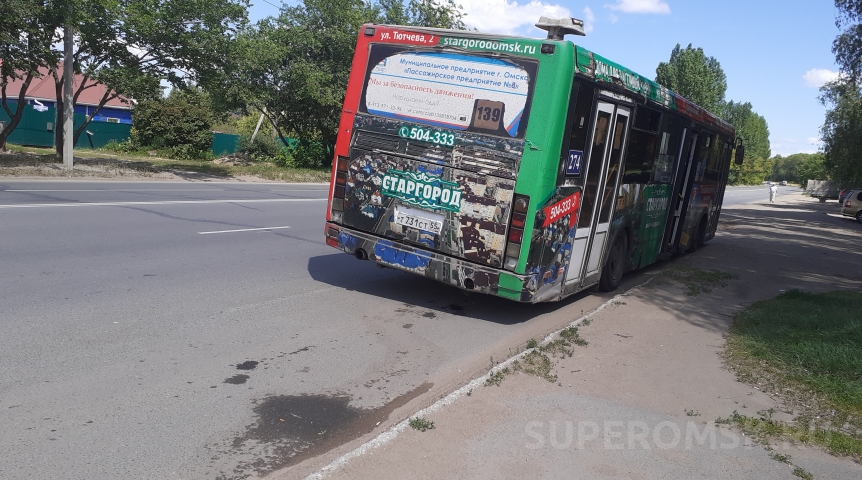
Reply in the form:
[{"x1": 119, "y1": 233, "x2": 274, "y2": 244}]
[
  {"x1": 306, "y1": 252, "x2": 601, "y2": 326},
  {"x1": 617, "y1": 199, "x2": 862, "y2": 337}
]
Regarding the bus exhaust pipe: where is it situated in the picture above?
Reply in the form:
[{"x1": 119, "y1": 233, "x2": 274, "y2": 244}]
[{"x1": 355, "y1": 249, "x2": 368, "y2": 261}]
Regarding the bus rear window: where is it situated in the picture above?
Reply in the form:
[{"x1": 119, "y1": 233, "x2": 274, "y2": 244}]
[{"x1": 360, "y1": 44, "x2": 537, "y2": 138}]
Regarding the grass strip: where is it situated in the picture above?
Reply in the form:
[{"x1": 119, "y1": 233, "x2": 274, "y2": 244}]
[
  {"x1": 0, "y1": 146, "x2": 330, "y2": 182},
  {"x1": 723, "y1": 289, "x2": 862, "y2": 461}
]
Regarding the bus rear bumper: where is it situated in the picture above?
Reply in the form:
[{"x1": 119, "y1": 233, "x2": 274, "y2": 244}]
[{"x1": 325, "y1": 223, "x2": 536, "y2": 302}]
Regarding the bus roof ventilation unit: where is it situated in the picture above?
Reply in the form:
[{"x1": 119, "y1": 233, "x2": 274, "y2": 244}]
[{"x1": 535, "y1": 17, "x2": 586, "y2": 40}]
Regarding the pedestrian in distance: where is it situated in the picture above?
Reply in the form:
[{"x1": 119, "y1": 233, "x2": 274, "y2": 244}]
[{"x1": 769, "y1": 183, "x2": 778, "y2": 203}]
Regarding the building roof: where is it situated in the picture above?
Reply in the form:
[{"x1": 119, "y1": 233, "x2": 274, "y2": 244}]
[{"x1": 2, "y1": 62, "x2": 131, "y2": 109}]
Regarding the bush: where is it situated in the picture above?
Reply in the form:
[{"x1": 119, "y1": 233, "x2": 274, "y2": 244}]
[
  {"x1": 132, "y1": 88, "x2": 214, "y2": 159},
  {"x1": 238, "y1": 134, "x2": 281, "y2": 161},
  {"x1": 292, "y1": 141, "x2": 328, "y2": 169}
]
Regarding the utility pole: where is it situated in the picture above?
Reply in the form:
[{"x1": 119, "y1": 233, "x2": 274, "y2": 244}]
[{"x1": 63, "y1": 22, "x2": 74, "y2": 169}]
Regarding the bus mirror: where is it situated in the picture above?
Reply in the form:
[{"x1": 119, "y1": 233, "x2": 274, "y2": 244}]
[{"x1": 735, "y1": 145, "x2": 745, "y2": 165}]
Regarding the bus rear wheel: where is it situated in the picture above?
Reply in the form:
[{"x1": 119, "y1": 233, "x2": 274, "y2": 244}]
[
  {"x1": 687, "y1": 218, "x2": 707, "y2": 253},
  {"x1": 599, "y1": 235, "x2": 627, "y2": 292}
]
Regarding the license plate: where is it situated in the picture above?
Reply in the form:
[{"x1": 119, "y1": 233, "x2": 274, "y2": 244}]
[{"x1": 394, "y1": 206, "x2": 444, "y2": 234}]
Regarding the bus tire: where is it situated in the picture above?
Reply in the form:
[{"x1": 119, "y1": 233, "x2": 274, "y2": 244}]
[
  {"x1": 688, "y1": 218, "x2": 707, "y2": 253},
  {"x1": 599, "y1": 235, "x2": 627, "y2": 292}
]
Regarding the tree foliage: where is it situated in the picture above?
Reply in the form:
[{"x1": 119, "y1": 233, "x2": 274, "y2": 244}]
[
  {"x1": 0, "y1": 0, "x2": 60, "y2": 149},
  {"x1": 212, "y1": 0, "x2": 466, "y2": 169},
  {"x1": 771, "y1": 153, "x2": 827, "y2": 184},
  {"x1": 54, "y1": 0, "x2": 247, "y2": 155},
  {"x1": 719, "y1": 101, "x2": 771, "y2": 160},
  {"x1": 0, "y1": 0, "x2": 246, "y2": 155},
  {"x1": 819, "y1": 79, "x2": 862, "y2": 187},
  {"x1": 131, "y1": 88, "x2": 214, "y2": 158},
  {"x1": 375, "y1": 0, "x2": 466, "y2": 29},
  {"x1": 833, "y1": 0, "x2": 862, "y2": 83},
  {"x1": 655, "y1": 43, "x2": 727, "y2": 113}
]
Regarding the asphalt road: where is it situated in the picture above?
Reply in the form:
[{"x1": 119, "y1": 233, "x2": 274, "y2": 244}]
[
  {"x1": 720, "y1": 184, "x2": 802, "y2": 206},
  {"x1": 0, "y1": 179, "x2": 611, "y2": 480},
  {"x1": 0, "y1": 180, "x2": 795, "y2": 479}
]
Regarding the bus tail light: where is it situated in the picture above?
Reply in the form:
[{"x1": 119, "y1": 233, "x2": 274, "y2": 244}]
[
  {"x1": 325, "y1": 224, "x2": 340, "y2": 248},
  {"x1": 331, "y1": 156, "x2": 349, "y2": 222},
  {"x1": 504, "y1": 194, "x2": 530, "y2": 271}
]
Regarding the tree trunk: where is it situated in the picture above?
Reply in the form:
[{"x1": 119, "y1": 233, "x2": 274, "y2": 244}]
[
  {"x1": 52, "y1": 69, "x2": 63, "y2": 156},
  {"x1": 0, "y1": 72, "x2": 35, "y2": 151},
  {"x1": 73, "y1": 90, "x2": 116, "y2": 147}
]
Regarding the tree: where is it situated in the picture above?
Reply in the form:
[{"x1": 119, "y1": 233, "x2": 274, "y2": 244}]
[
  {"x1": 213, "y1": 0, "x2": 466, "y2": 168},
  {"x1": 833, "y1": 0, "x2": 862, "y2": 83},
  {"x1": 0, "y1": 0, "x2": 60, "y2": 150},
  {"x1": 48, "y1": 0, "x2": 248, "y2": 156},
  {"x1": 375, "y1": 0, "x2": 465, "y2": 28},
  {"x1": 655, "y1": 44, "x2": 727, "y2": 113},
  {"x1": 819, "y1": 79, "x2": 862, "y2": 187},
  {"x1": 717, "y1": 101, "x2": 771, "y2": 185},
  {"x1": 720, "y1": 101, "x2": 771, "y2": 160},
  {"x1": 771, "y1": 153, "x2": 827, "y2": 184}
]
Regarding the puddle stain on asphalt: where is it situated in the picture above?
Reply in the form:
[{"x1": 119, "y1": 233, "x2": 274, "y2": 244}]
[
  {"x1": 236, "y1": 361, "x2": 259, "y2": 371},
  {"x1": 216, "y1": 382, "x2": 433, "y2": 479},
  {"x1": 224, "y1": 374, "x2": 250, "y2": 385}
]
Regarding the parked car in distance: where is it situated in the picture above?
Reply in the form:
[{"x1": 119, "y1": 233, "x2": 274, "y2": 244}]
[
  {"x1": 842, "y1": 189, "x2": 862, "y2": 223},
  {"x1": 838, "y1": 188, "x2": 860, "y2": 203},
  {"x1": 780, "y1": 181, "x2": 788, "y2": 186}
]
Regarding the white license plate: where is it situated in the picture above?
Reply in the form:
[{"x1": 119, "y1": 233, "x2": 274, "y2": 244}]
[{"x1": 394, "y1": 206, "x2": 444, "y2": 234}]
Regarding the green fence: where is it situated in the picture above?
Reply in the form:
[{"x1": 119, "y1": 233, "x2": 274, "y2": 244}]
[
  {"x1": 212, "y1": 132, "x2": 240, "y2": 156},
  {"x1": 76, "y1": 120, "x2": 133, "y2": 149},
  {"x1": 0, "y1": 107, "x2": 132, "y2": 149},
  {"x1": 0, "y1": 106, "x2": 56, "y2": 147},
  {"x1": 2, "y1": 107, "x2": 247, "y2": 155}
]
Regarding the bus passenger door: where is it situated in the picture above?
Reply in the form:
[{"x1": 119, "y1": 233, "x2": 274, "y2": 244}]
[
  {"x1": 666, "y1": 131, "x2": 699, "y2": 251},
  {"x1": 564, "y1": 101, "x2": 630, "y2": 288}
]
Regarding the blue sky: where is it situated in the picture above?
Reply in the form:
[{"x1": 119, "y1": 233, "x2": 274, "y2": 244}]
[{"x1": 247, "y1": 0, "x2": 843, "y2": 157}]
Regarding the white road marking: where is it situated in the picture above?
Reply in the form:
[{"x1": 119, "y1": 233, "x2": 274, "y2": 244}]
[
  {"x1": 198, "y1": 226, "x2": 292, "y2": 235},
  {"x1": 304, "y1": 279, "x2": 654, "y2": 480},
  {"x1": 4, "y1": 188, "x2": 225, "y2": 192},
  {"x1": 0, "y1": 198, "x2": 326, "y2": 209}
]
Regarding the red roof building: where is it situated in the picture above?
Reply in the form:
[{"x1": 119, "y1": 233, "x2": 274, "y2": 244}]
[{"x1": 2, "y1": 62, "x2": 132, "y2": 123}]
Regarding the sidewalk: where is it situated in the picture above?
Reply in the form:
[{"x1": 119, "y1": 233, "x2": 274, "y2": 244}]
[{"x1": 289, "y1": 194, "x2": 862, "y2": 480}]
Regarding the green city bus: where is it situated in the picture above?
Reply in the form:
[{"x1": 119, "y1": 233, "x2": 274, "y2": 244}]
[{"x1": 324, "y1": 18, "x2": 741, "y2": 303}]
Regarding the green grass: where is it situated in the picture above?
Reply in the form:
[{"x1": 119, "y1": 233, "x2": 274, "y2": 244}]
[
  {"x1": 723, "y1": 289, "x2": 862, "y2": 461},
  {"x1": 727, "y1": 290, "x2": 862, "y2": 414},
  {"x1": 408, "y1": 417, "x2": 435, "y2": 432},
  {"x1": 0, "y1": 145, "x2": 330, "y2": 182}
]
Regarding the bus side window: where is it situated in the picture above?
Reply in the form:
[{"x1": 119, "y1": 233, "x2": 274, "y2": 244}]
[
  {"x1": 570, "y1": 83, "x2": 596, "y2": 153},
  {"x1": 705, "y1": 135, "x2": 723, "y2": 181},
  {"x1": 559, "y1": 83, "x2": 595, "y2": 186},
  {"x1": 622, "y1": 130, "x2": 656, "y2": 184},
  {"x1": 578, "y1": 111, "x2": 611, "y2": 229},
  {"x1": 622, "y1": 105, "x2": 660, "y2": 184},
  {"x1": 651, "y1": 115, "x2": 684, "y2": 183}
]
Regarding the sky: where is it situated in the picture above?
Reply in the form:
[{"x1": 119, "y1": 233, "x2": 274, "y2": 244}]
[{"x1": 247, "y1": 0, "x2": 844, "y2": 157}]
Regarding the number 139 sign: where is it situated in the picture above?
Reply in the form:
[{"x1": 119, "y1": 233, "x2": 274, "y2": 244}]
[{"x1": 566, "y1": 150, "x2": 583, "y2": 177}]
